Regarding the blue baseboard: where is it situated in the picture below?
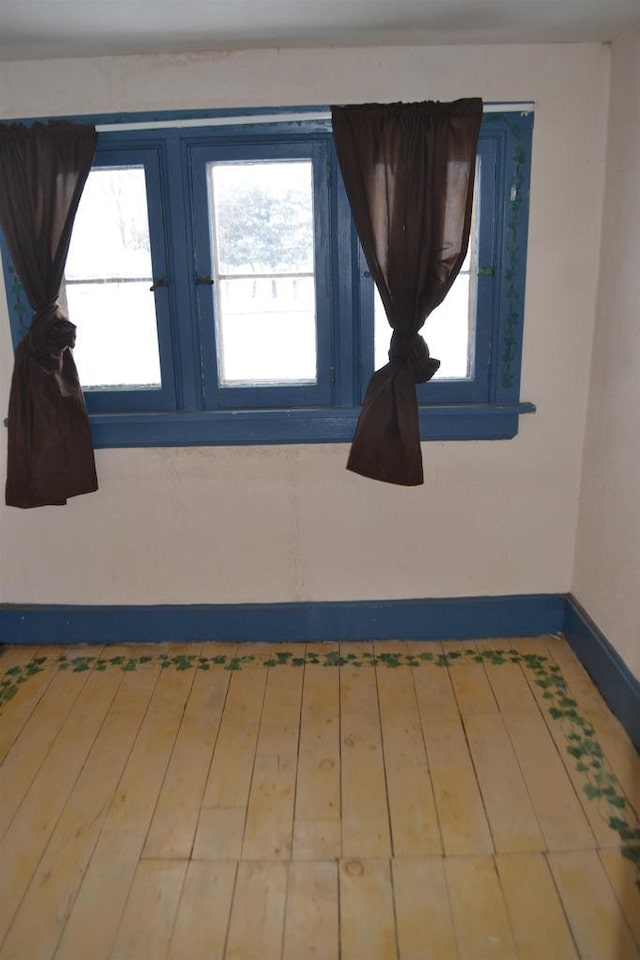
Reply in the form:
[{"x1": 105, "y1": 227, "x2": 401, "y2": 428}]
[
  {"x1": 0, "y1": 593, "x2": 564, "y2": 646},
  {"x1": 563, "y1": 595, "x2": 640, "y2": 753},
  {"x1": 1, "y1": 592, "x2": 636, "y2": 751}
]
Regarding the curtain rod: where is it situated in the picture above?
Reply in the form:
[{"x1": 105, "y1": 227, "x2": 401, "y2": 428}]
[{"x1": 95, "y1": 102, "x2": 534, "y2": 133}]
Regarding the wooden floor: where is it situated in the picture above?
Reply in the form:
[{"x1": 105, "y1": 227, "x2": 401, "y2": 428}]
[{"x1": 0, "y1": 635, "x2": 638, "y2": 960}]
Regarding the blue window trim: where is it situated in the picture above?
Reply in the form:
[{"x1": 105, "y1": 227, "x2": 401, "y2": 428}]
[
  {"x1": 1, "y1": 106, "x2": 536, "y2": 446},
  {"x1": 89, "y1": 402, "x2": 534, "y2": 448}
]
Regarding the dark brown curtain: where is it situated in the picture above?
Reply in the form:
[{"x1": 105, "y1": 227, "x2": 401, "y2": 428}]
[
  {"x1": 0, "y1": 121, "x2": 98, "y2": 508},
  {"x1": 332, "y1": 99, "x2": 482, "y2": 485}
]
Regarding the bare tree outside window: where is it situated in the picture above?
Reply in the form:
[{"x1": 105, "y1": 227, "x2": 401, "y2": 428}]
[{"x1": 208, "y1": 160, "x2": 317, "y2": 385}]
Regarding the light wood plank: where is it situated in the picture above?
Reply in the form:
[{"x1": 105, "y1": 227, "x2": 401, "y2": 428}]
[
  {"x1": 0, "y1": 651, "x2": 58, "y2": 764},
  {"x1": 192, "y1": 807, "x2": 246, "y2": 860},
  {"x1": 225, "y1": 861, "x2": 288, "y2": 960},
  {"x1": 392, "y1": 857, "x2": 457, "y2": 960},
  {"x1": 340, "y1": 858, "x2": 397, "y2": 960},
  {"x1": 166, "y1": 861, "x2": 237, "y2": 960},
  {"x1": 294, "y1": 643, "x2": 340, "y2": 859},
  {"x1": 412, "y1": 642, "x2": 493, "y2": 855},
  {"x1": 109, "y1": 859, "x2": 187, "y2": 960},
  {"x1": 340, "y1": 643, "x2": 391, "y2": 859},
  {"x1": 413, "y1": 711, "x2": 493, "y2": 856},
  {"x1": 242, "y1": 753, "x2": 297, "y2": 860},
  {"x1": 487, "y1": 661, "x2": 540, "y2": 714},
  {"x1": 549, "y1": 849, "x2": 639, "y2": 960},
  {"x1": 53, "y1": 661, "x2": 197, "y2": 960},
  {"x1": 254, "y1": 659, "x2": 304, "y2": 757},
  {"x1": 0, "y1": 653, "x2": 161, "y2": 960},
  {"x1": 192, "y1": 654, "x2": 260, "y2": 859},
  {"x1": 0, "y1": 649, "x2": 101, "y2": 838},
  {"x1": 480, "y1": 641, "x2": 541, "y2": 714},
  {"x1": 445, "y1": 855, "x2": 517, "y2": 960},
  {"x1": 282, "y1": 861, "x2": 338, "y2": 960},
  {"x1": 200, "y1": 668, "x2": 267, "y2": 808},
  {"x1": 511, "y1": 652, "x2": 639, "y2": 847},
  {"x1": 143, "y1": 665, "x2": 230, "y2": 859},
  {"x1": 444, "y1": 643, "x2": 499, "y2": 716},
  {"x1": 375, "y1": 652, "x2": 442, "y2": 856},
  {"x1": 102, "y1": 652, "x2": 195, "y2": 836},
  {"x1": 408, "y1": 641, "x2": 460, "y2": 722},
  {"x1": 598, "y1": 848, "x2": 640, "y2": 949},
  {"x1": 242, "y1": 664, "x2": 303, "y2": 860},
  {"x1": 50, "y1": 830, "x2": 135, "y2": 960},
  {"x1": 464, "y1": 712, "x2": 545, "y2": 853},
  {"x1": 292, "y1": 819, "x2": 342, "y2": 860},
  {"x1": 423, "y1": 741, "x2": 493, "y2": 856},
  {"x1": 0, "y1": 656, "x2": 120, "y2": 945},
  {"x1": 544, "y1": 635, "x2": 640, "y2": 817},
  {"x1": 503, "y1": 707, "x2": 596, "y2": 851},
  {"x1": 496, "y1": 853, "x2": 579, "y2": 959},
  {"x1": 0, "y1": 646, "x2": 39, "y2": 671}
]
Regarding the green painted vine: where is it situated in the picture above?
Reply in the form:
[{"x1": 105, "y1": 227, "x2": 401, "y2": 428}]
[
  {"x1": 501, "y1": 118, "x2": 525, "y2": 391},
  {"x1": 1, "y1": 644, "x2": 638, "y2": 888}
]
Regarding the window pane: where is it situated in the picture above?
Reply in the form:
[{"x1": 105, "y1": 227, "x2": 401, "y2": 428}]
[
  {"x1": 208, "y1": 160, "x2": 317, "y2": 385},
  {"x1": 210, "y1": 161, "x2": 314, "y2": 276},
  {"x1": 216, "y1": 277, "x2": 316, "y2": 384},
  {"x1": 68, "y1": 283, "x2": 161, "y2": 389},
  {"x1": 64, "y1": 165, "x2": 161, "y2": 389},
  {"x1": 374, "y1": 272, "x2": 472, "y2": 379}
]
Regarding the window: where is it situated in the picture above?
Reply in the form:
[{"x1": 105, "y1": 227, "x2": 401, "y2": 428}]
[
  {"x1": 61, "y1": 149, "x2": 175, "y2": 412},
  {"x1": 2, "y1": 108, "x2": 535, "y2": 447},
  {"x1": 207, "y1": 160, "x2": 317, "y2": 387},
  {"x1": 190, "y1": 140, "x2": 333, "y2": 411}
]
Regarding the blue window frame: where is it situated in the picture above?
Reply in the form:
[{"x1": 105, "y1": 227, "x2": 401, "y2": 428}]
[{"x1": 1, "y1": 107, "x2": 535, "y2": 447}]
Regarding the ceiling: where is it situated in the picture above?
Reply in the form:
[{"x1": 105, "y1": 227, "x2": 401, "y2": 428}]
[{"x1": 0, "y1": 0, "x2": 639, "y2": 63}]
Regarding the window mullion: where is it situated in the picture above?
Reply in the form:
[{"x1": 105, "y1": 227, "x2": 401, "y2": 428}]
[
  {"x1": 332, "y1": 154, "x2": 359, "y2": 407},
  {"x1": 164, "y1": 135, "x2": 204, "y2": 411}
]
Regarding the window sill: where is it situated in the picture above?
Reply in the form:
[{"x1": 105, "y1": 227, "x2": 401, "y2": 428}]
[{"x1": 87, "y1": 402, "x2": 536, "y2": 448}]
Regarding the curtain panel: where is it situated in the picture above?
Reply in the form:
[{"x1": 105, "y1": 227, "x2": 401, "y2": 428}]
[
  {"x1": 331, "y1": 99, "x2": 483, "y2": 485},
  {"x1": 0, "y1": 121, "x2": 98, "y2": 508}
]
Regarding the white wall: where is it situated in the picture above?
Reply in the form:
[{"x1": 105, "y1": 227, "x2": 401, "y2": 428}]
[
  {"x1": 0, "y1": 44, "x2": 608, "y2": 606},
  {"x1": 573, "y1": 27, "x2": 640, "y2": 680}
]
